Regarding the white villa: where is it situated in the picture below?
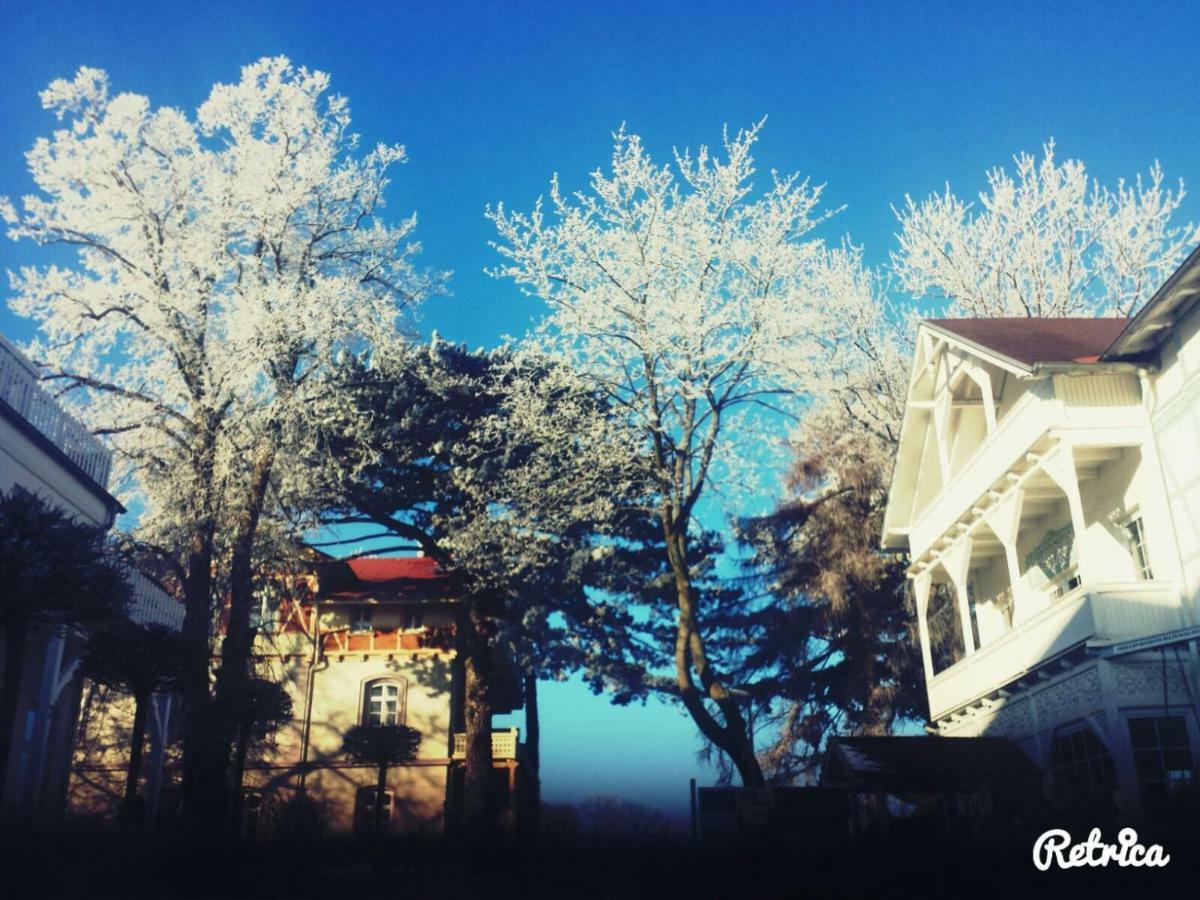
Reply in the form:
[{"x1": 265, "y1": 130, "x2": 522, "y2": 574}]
[
  {"x1": 0, "y1": 332, "x2": 181, "y2": 823},
  {"x1": 882, "y1": 247, "x2": 1200, "y2": 823}
]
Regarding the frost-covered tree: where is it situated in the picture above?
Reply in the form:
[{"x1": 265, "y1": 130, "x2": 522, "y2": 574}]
[
  {"x1": 892, "y1": 141, "x2": 1194, "y2": 318},
  {"x1": 488, "y1": 122, "x2": 872, "y2": 786},
  {"x1": 2, "y1": 58, "x2": 433, "y2": 830}
]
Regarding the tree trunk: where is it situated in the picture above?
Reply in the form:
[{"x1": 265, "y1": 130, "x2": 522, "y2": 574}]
[
  {"x1": 0, "y1": 616, "x2": 29, "y2": 808},
  {"x1": 179, "y1": 513, "x2": 221, "y2": 834},
  {"x1": 119, "y1": 690, "x2": 150, "y2": 826},
  {"x1": 375, "y1": 762, "x2": 388, "y2": 836},
  {"x1": 523, "y1": 671, "x2": 540, "y2": 837},
  {"x1": 210, "y1": 438, "x2": 277, "y2": 832},
  {"x1": 664, "y1": 526, "x2": 764, "y2": 787},
  {"x1": 461, "y1": 600, "x2": 496, "y2": 839},
  {"x1": 228, "y1": 723, "x2": 250, "y2": 836}
]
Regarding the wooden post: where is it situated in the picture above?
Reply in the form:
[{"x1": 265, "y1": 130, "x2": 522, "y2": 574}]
[{"x1": 690, "y1": 778, "x2": 698, "y2": 841}]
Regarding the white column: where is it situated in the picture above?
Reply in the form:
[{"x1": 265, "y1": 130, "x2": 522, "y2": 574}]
[
  {"x1": 20, "y1": 629, "x2": 65, "y2": 817},
  {"x1": 942, "y1": 537, "x2": 976, "y2": 654},
  {"x1": 913, "y1": 571, "x2": 935, "y2": 685},
  {"x1": 985, "y1": 489, "x2": 1028, "y2": 624},
  {"x1": 145, "y1": 694, "x2": 173, "y2": 825},
  {"x1": 1042, "y1": 447, "x2": 1089, "y2": 575}
]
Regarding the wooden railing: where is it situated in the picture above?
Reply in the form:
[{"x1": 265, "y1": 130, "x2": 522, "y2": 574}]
[
  {"x1": 126, "y1": 568, "x2": 185, "y2": 631},
  {"x1": 0, "y1": 336, "x2": 112, "y2": 488},
  {"x1": 321, "y1": 624, "x2": 455, "y2": 654},
  {"x1": 452, "y1": 727, "x2": 520, "y2": 760},
  {"x1": 927, "y1": 580, "x2": 1183, "y2": 718}
]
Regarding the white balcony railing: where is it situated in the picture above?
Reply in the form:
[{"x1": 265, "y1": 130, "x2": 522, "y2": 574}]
[
  {"x1": 452, "y1": 727, "x2": 520, "y2": 760},
  {"x1": 911, "y1": 392, "x2": 1063, "y2": 556},
  {"x1": 0, "y1": 336, "x2": 112, "y2": 488},
  {"x1": 126, "y1": 568, "x2": 185, "y2": 631},
  {"x1": 928, "y1": 581, "x2": 1183, "y2": 719}
]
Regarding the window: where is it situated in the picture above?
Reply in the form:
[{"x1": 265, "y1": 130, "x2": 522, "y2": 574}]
[
  {"x1": 1049, "y1": 722, "x2": 1117, "y2": 817},
  {"x1": 363, "y1": 679, "x2": 406, "y2": 726},
  {"x1": 1128, "y1": 716, "x2": 1195, "y2": 811},
  {"x1": 1123, "y1": 515, "x2": 1153, "y2": 580},
  {"x1": 400, "y1": 606, "x2": 424, "y2": 630},
  {"x1": 350, "y1": 606, "x2": 373, "y2": 633},
  {"x1": 354, "y1": 787, "x2": 392, "y2": 835}
]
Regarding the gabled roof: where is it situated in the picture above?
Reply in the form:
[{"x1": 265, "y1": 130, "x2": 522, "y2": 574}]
[
  {"x1": 926, "y1": 317, "x2": 1131, "y2": 369},
  {"x1": 1104, "y1": 244, "x2": 1200, "y2": 359},
  {"x1": 315, "y1": 555, "x2": 456, "y2": 602},
  {"x1": 822, "y1": 736, "x2": 1040, "y2": 792}
]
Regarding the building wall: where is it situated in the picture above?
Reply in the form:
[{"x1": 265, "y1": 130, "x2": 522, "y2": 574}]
[
  {"x1": 1, "y1": 349, "x2": 118, "y2": 819},
  {"x1": 937, "y1": 654, "x2": 1200, "y2": 823},
  {"x1": 901, "y1": 323, "x2": 1200, "y2": 824},
  {"x1": 1146, "y1": 300, "x2": 1200, "y2": 620},
  {"x1": 0, "y1": 415, "x2": 111, "y2": 527}
]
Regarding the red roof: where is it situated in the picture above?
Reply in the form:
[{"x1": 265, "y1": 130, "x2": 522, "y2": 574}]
[
  {"x1": 344, "y1": 556, "x2": 443, "y2": 583},
  {"x1": 316, "y1": 555, "x2": 455, "y2": 602},
  {"x1": 927, "y1": 317, "x2": 1131, "y2": 367}
]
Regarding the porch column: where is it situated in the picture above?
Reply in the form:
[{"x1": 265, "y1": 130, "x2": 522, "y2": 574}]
[
  {"x1": 20, "y1": 629, "x2": 65, "y2": 817},
  {"x1": 985, "y1": 489, "x2": 1027, "y2": 624},
  {"x1": 942, "y1": 537, "x2": 976, "y2": 654},
  {"x1": 145, "y1": 694, "x2": 173, "y2": 826},
  {"x1": 1041, "y1": 447, "x2": 1089, "y2": 575},
  {"x1": 913, "y1": 571, "x2": 935, "y2": 684}
]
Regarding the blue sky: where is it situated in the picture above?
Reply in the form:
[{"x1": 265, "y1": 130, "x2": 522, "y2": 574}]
[{"x1": 3, "y1": 0, "x2": 1199, "y2": 821}]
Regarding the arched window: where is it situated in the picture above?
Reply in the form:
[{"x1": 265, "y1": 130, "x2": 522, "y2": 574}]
[{"x1": 362, "y1": 678, "x2": 407, "y2": 727}]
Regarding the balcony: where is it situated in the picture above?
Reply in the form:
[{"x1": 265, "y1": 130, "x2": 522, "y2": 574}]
[
  {"x1": 910, "y1": 376, "x2": 1145, "y2": 559},
  {"x1": 0, "y1": 335, "x2": 112, "y2": 488},
  {"x1": 927, "y1": 581, "x2": 1183, "y2": 719},
  {"x1": 452, "y1": 727, "x2": 520, "y2": 761},
  {"x1": 126, "y1": 568, "x2": 185, "y2": 631},
  {"x1": 321, "y1": 624, "x2": 455, "y2": 655}
]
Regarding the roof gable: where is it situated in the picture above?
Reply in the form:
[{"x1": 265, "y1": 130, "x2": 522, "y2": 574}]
[{"x1": 926, "y1": 317, "x2": 1130, "y2": 369}]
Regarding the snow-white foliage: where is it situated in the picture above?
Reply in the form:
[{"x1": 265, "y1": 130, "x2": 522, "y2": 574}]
[
  {"x1": 488, "y1": 122, "x2": 875, "y2": 516},
  {"x1": 3, "y1": 58, "x2": 435, "y2": 565},
  {"x1": 892, "y1": 141, "x2": 1194, "y2": 318}
]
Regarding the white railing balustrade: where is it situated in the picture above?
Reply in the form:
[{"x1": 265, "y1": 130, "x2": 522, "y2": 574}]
[
  {"x1": 0, "y1": 336, "x2": 112, "y2": 488},
  {"x1": 451, "y1": 727, "x2": 520, "y2": 760},
  {"x1": 928, "y1": 580, "x2": 1182, "y2": 719},
  {"x1": 126, "y1": 568, "x2": 185, "y2": 631}
]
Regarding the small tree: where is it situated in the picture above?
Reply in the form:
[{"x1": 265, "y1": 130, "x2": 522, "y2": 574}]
[
  {"x1": 226, "y1": 677, "x2": 293, "y2": 830},
  {"x1": 341, "y1": 724, "x2": 422, "y2": 836},
  {"x1": 0, "y1": 488, "x2": 128, "y2": 801},
  {"x1": 80, "y1": 621, "x2": 189, "y2": 823}
]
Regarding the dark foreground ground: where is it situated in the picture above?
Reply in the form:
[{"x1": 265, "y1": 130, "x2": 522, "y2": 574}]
[{"x1": 1, "y1": 828, "x2": 1196, "y2": 899}]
